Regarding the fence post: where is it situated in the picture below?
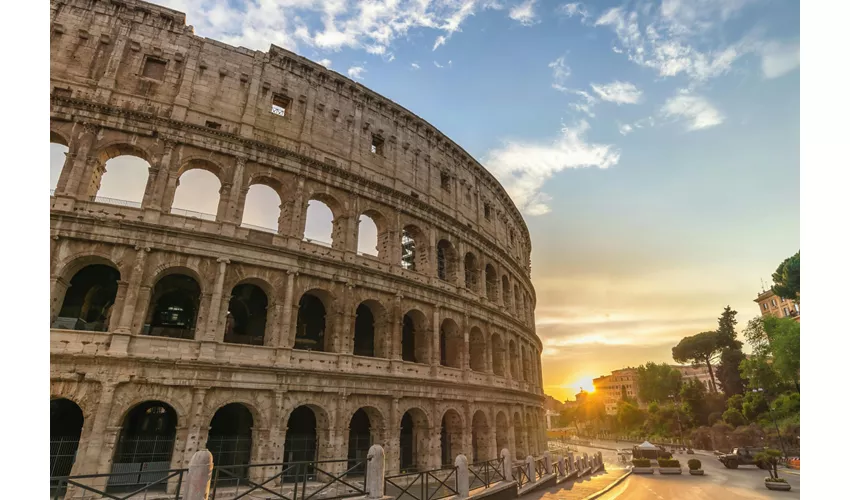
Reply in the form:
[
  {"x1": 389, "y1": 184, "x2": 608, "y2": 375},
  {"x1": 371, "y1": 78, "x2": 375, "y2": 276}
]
[
  {"x1": 583, "y1": 453, "x2": 589, "y2": 471},
  {"x1": 455, "y1": 454, "x2": 469, "y2": 498},
  {"x1": 598, "y1": 452, "x2": 604, "y2": 470},
  {"x1": 366, "y1": 445, "x2": 386, "y2": 499},
  {"x1": 500, "y1": 448, "x2": 512, "y2": 481},
  {"x1": 566, "y1": 452, "x2": 574, "y2": 473},
  {"x1": 525, "y1": 455, "x2": 536, "y2": 484},
  {"x1": 184, "y1": 449, "x2": 213, "y2": 500},
  {"x1": 558, "y1": 456, "x2": 566, "y2": 476},
  {"x1": 543, "y1": 451, "x2": 552, "y2": 475}
]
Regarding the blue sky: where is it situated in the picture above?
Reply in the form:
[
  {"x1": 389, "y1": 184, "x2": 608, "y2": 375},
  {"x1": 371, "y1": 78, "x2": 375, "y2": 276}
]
[{"x1": 54, "y1": 0, "x2": 799, "y2": 401}]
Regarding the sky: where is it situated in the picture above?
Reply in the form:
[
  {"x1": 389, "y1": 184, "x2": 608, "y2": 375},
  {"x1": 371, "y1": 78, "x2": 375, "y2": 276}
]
[{"x1": 50, "y1": 0, "x2": 800, "y2": 402}]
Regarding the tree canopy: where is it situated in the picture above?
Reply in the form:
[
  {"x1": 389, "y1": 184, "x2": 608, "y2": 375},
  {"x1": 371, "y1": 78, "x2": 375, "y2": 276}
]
[
  {"x1": 672, "y1": 331, "x2": 722, "y2": 392},
  {"x1": 771, "y1": 251, "x2": 800, "y2": 304},
  {"x1": 636, "y1": 362, "x2": 683, "y2": 403}
]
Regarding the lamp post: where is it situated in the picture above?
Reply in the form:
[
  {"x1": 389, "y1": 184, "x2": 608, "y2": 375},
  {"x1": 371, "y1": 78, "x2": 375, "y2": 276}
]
[{"x1": 754, "y1": 388, "x2": 787, "y2": 457}]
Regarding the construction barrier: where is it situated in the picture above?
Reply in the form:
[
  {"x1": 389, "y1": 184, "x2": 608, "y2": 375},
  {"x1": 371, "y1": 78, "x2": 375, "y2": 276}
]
[{"x1": 784, "y1": 457, "x2": 800, "y2": 469}]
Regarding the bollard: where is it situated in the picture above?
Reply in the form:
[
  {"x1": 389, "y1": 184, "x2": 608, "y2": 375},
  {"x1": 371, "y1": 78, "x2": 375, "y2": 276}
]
[
  {"x1": 456, "y1": 454, "x2": 470, "y2": 498},
  {"x1": 543, "y1": 451, "x2": 552, "y2": 475},
  {"x1": 526, "y1": 455, "x2": 536, "y2": 484},
  {"x1": 583, "y1": 453, "x2": 589, "y2": 470},
  {"x1": 558, "y1": 456, "x2": 566, "y2": 476},
  {"x1": 500, "y1": 448, "x2": 512, "y2": 481},
  {"x1": 366, "y1": 445, "x2": 386, "y2": 499},
  {"x1": 566, "y1": 452, "x2": 574, "y2": 473},
  {"x1": 184, "y1": 449, "x2": 213, "y2": 500}
]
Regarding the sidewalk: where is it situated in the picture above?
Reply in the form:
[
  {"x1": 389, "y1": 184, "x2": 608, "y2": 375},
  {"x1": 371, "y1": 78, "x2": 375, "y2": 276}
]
[{"x1": 521, "y1": 468, "x2": 631, "y2": 500}]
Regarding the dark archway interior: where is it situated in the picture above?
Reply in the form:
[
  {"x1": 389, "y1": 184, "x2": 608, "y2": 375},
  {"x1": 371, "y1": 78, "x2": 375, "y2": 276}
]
[
  {"x1": 224, "y1": 284, "x2": 268, "y2": 346},
  {"x1": 147, "y1": 274, "x2": 201, "y2": 340},
  {"x1": 440, "y1": 411, "x2": 462, "y2": 468},
  {"x1": 207, "y1": 404, "x2": 253, "y2": 481},
  {"x1": 112, "y1": 401, "x2": 177, "y2": 490},
  {"x1": 295, "y1": 294, "x2": 326, "y2": 351},
  {"x1": 400, "y1": 412, "x2": 415, "y2": 472},
  {"x1": 55, "y1": 264, "x2": 119, "y2": 331},
  {"x1": 440, "y1": 321, "x2": 462, "y2": 368},
  {"x1": 347, "y1": 409, "x2": 372, "y2": 474},
  {"x1": 401, "y1": 314, "x2": 416, "y2": 362},
  {"x1": 436, "y1": 240, "x2": 456, "y2": 281},
  {"x1": 353, "y1": 304, "x2": 375, "y2": 357},
  {"x1": 283, "y1": 406, "x2": 318, "y2": 482},
  {"x1": 464, "y1": 253, "x2": 478, "y2": 290},
  {"x1": 50, "y1": 399, "x2": 84, "y2": 479}
]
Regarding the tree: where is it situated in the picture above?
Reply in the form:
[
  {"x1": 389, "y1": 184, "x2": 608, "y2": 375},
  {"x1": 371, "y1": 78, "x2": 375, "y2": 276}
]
[
  {"x1": 617, "y1": 402, "x2": 645, "y2": 430},
  {"x1": 716, "y1": 306, "x2": 739, "y2": 348},
  {"x1": 726, "y1": 394, "x2": 744, "y2": 412},
  {"x1": 672, "y1": 331, "x2": 722, "y2": 393},
  {"x1": 771, "y1": 251, "x2": 800, "y2": 304},
  {"x1": 636, "y1": 362, "x2": 683, "y2": 403},
  {"x1": 763, "y1": 316, "x2": 800, "y2": 388},
  {"x1": 743, "y1": 317, "x2": 770, "y2": 355},
  {"x1": 741, "y1": 390, "x2": 769, "y2": 422},
  {"x1": 679, "y1": 378, "x2": 709, "y2": 425},
  {"x1": 722, "y1": 408, "x2": 747, "y2": 427},
  {"x1": 715, "y1": 347, "x2": 747, "y2": 396},
  {"x1": 740, "y1": 354, "x2": 785, "y2": 396},
  {"x1": 754, "y1": 449, "x2": 783, "y2": 479}
]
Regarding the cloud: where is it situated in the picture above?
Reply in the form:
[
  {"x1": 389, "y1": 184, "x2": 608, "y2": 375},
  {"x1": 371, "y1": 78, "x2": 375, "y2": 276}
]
[
  {"x1": 590, "y1": 81, "x2": 643, "y2": 104},
  {"x1": 557, "y1": 2, "x2": 591, "y2": 24},
  {"x1": 347, "y1": 66, "x2": 366, "y2": 80},
  {"x1": 316, "y1": 58, "x2": 332, "y2": 68},
  {"x1": 411, "y1": 62, "x2": 420, "y2": 70},
  {"x1": 760, "y1": 40, "x2": 800, "y2": 79},
  {"x1": 509, "y1": 0, "x2": 538, "y2": 26},
  {"x1": 548, "y1": 56, "x2": 571, "y2": 85},
  {"x1": 661, "y1": 90, "x2": 724, "y2": 131},
  {"x1": 484, "y1": 121, "x2": 619, "y2": 215},
  {"x1": 618, "y1": 123, "x2": 633, "y2": 135},
  {"x1": 434, "y1": 61, "x2": 443, "y2": 68}
]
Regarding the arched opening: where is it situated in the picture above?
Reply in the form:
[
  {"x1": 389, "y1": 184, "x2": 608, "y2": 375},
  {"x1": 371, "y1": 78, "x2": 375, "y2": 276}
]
[
  {"x1": 471, "y1": 411, "x2": 490, "y2": 463},
  {"x1": 96, "y1": 155, "x2": 151, "y2": 206},
  {"x1": 439, "y1": 319, "x2": 463, "y2": 369},
  {"x1": 283, "y1": 406, "x2": 318, "y2": 482},
  {"x1": 304, "y1": 199, "x2": 334, "y2": 246},
  {"x1": 501, "y1": 276, "x2": 511, "y2": 310},
  {"x1": 224, "y1": 284, "x2": 268, "y2": 345},
  {"x1": 206, "y1": 404, "x2": 253, "y2": 485},
  {"x1": 241, "y1": 183, "x2": 281, "y2": 232},
  {"x1": 440, "y1": 410, "x2": 463, "y2": 467},
  {"x1": 509, "y1": 340, "x2": 519, "y2": 380},
  {"x1": 401, "y1": 309, "x2": 429, "y2": 363},
  {"x1": 295, "y1": 291, "x2": 329, "y2": 351},
  {"x1": 464, "y1": 253, "x2": 479, "y2": 291},
  {"x1": 495, "y1": 412, "x2": 509, "y2": 457},
  {"x1": 172, "y1": 168, "x2": 221, "y2": 220},
  {"x1": 357, "y1": 213, "x2": 379, "y2": 257},
  {"x1": 401, "y1": 225, "x2": 425, "y2": 271},
  {"x1": 400, "y1": 412, "x2": 415, "y2": 472},
  {"x1": 436, "y1": 240, "x2": 458, "y2": 282},
  {"x1": 111, "y1": 401, "x2": 177, "y2": 490},
  {"x1": 50, "y1": 142, "x2": 69, "y2": 193},
  {"x1": 347, "y1": 409, "x2": 372, "y2": 474},
  {"x1": 399, "y1": 408, "x2": 430, "y2": 473},
  {"x1": 491, "y1": 334, "x2": 505, "y2": 376},
  {"x1": 353, "y1": 301, "x2": 386, "y2": 358},
  {"x1": 50, "y1": 398, "x2": 84, "y2": 484},
  {"x1": 145, "y1": 273, "x2": 201, "y2": 340},
  {"x1": 522, "y1": 347, "x2": 532, "y2": 382},
  {"x1": 468, "y1": 327, "x2": 487, "y2": 372},
  {"x1": 513, "y1": 413, "x2": 525, "y2": 459},
  {"x1": 54, "y1": 264, "x2": 120, "y2": 331},
  {"x1": 485, "y1": 264, "x2": 498, "y2": 301}
]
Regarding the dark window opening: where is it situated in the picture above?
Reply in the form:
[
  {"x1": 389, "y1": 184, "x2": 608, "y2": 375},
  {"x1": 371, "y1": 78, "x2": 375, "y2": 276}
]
[
  {"x1": 283, "y1": 406, "x2": 318, "y2": 482},
  {"x1": 142, "y1": 57, "x2": 167, "y2": 80},
  {"x1": 371, "y1": 136, "x2": 384, "y2": 155},
  {"x1": 440, "y1": 172, "x2": 451, "y2": 192},
  {"x1": 295, "y1": 294, "x2": 326, "y2": 351},
  {"x1": 224, "y1": 284, "x2": 268, "y2": 346},
  {"x1": 272, "y1": 94, "x2": 291, "y2": 117},
  {"x1": 145, "y1": 274, "x2": 201, "y2": 340},
  {"x1": 207, "y1": 404, "x2": 253, "y2": 485},
  {"x1": 54, "y1": 264, "x2": 119, "y2": 332},
  {"x1": 111, "y1": 401, "x2": 177, "y2": 491},
  {"x1": 353, "y1": 304, "x2": 376, "y2": 357},
  {"x1": 484, "y1": 204, "x2": 491, "y2": 220},
  {"x1": 401, "y1": 314, "x2": 416, "y2": 362},
  {"x1": 205, "y1": 121, "x2": 221, "y2": 129},
  {"x1": 464, "y1": 253, "x2": 478, "y2": 291},
  {"x1": 347, "y1": 409, "x2": 372, "y2": 475},
  {"x1": 400, "y1": 412, "x2": 415, "y2": 472}
]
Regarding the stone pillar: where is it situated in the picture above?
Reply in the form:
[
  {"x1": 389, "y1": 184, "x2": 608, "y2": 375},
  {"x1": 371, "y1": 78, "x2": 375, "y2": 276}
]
[
  {"x1": 107, "y1": 280, "x2": 129, "y2": 332},
  {"x1": 544, "y1": 451, "x2": 552, "y2": 474},
  {"x1": 203, "y1": 258, "x2": 229, "y2": 342},
  {"x1": 114, "y1": 246, "x2": 151, "y2": 335},
  {"x1": 49, "y1": 276, "x2": 70, "y2": 326},
  {"x1": 225, "y1": 157, "x2": 247, "y2": 224},
  {"x1": 179, "y1": 388, "x2": 209, "y2": 468},
  {"x1": 386, "y1": 398, "x2": 400, "y2": 475},
  {"x1": 525, "y1": 455, "x2": 535, "y2": 484},
  {"x1": 238, "y1": 55, "x2": 265, "y2": 138},
  {"x1": 94, "y1": 20, "x2": 132, "y2": 101},
  {"x1": 280, "y1": 270, "x2": 296, "y2": 347},
  {"x1": 184, "y1": 450, "x2": 213, "y2": 500},
  {"x1": 428, "y1": 425, "x2": 442, "y2": 469},
  {"x1": 461, "y1": 314, "x2": 469, "y2": 381},
  {"x1": 366, "y1": 445, "x2": 385, "y2": 499},
  {"x1": 216, "y1": 183, "x2": 232, "y2": 222},
  {"x1": 390, "y1": 293, "x2": 402, "y2": 360},
  {"x1": 145, "y1": 140, "x2": 176, "y2": 211},
  {"x1": 78, "y1": 382, "x2": 117, "y2": 475},
  {"x1": 61, "y1": 124, "x2": 98, "y2": 197},
  {"x1": 558, "y1": 456, "x2": 566, "y2": 476},
  {"x1": 455, "y1": 454, "x2": 469, "y2": 498},
  {"x1": 431, "y1": 306, "x2": 441, "y2": 371},
  {"x1": 566, "y1": 452, "x2": 574, "y2": 473},
  {"x1": 500, "y1": 448, "x2": 512, "y2": 482},
  {"x1": 160, "y1": 172, "x2": 181, "y2": 214}
]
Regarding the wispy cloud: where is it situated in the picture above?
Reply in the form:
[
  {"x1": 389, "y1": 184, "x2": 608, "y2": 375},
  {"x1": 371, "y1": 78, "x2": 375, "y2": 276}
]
[
  {"x1": 590, "y1": 81, "x2": 643, "y2": 104},
  {"x1": 556, "y1": 2, "x2": 591, "y2": 24},
  {"x1": 618, "y1": 123, "x2": 633, "y2": 135},
  {"x1": 759, "y1": 39, "x2": 800, "y2": 79},
  {"x1": 485, "y1": 121, "x2": 619, "y2": 215},
  {"x1": 316, "y1": 58, "x2": 332, "y2": 68},
  {"x1": 509, "y1": 0, "x2": 538, "y2": 26},
  {"x1": 548, "y1": 56, "x2": 571, "y2": 87},
  {"x1": 347, "y1": 66, "x2": 366, "y2": 80},
  {"x1": 661, "y1": 90, "x2": 724, "y2": 131},
  {"x1": 410, "y1": 62, "x2": 420, "y2": 70}
]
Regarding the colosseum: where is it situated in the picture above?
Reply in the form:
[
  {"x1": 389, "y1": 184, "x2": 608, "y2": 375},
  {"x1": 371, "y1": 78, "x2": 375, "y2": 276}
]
[{"x1": 50, "y1": 0, "x2": 545, "y2": 489}]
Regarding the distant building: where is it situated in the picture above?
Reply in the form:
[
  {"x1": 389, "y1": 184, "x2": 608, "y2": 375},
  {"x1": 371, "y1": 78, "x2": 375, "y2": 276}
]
[
  {"x1": 543, "y1": 395, "x2": 566, "y2": 429},
  {"x1": 755, "y1": 288, "x2": 799, "y2": 322},
  {"x1": 672, "y1": 364, "x2": 714, "y2": 392},
  {"x1": 593, "y1": 368, "x2": 639, "y2": 415}
]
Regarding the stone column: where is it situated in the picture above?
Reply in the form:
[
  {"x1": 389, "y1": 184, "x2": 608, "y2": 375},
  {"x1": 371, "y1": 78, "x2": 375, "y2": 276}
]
[
  {"x1": 461, "y1": 314, "x2": 469, "y2": 381},
  {"x1": 216, "y1": 183, "x2": 232, "y2": 222},
  {"x1": 280, "y1": 270, "x2": 296, "y2": 347},
  {"x1": 61, "y1": 124, "x2": 98, "y2": 197},
  {"x1": 78, "y1": 382, "x2": 117, "y2": 475},
  {"x1": 386, "y1": 398, "x2": 400, "y2": 475},
  {"x1": 113, "y1": 246, "x2": 151, "y2": 335},
  {"x1": 146, "y1": 140, "x2": 177, "y2": 212},
  {"x1": 179, "y1": 387, "x2": 209, "y2": 467},
  {"x1": 525, "y1": 455, "x2": 535, "y2": 484},
  {"x1": 160, "y1": 172, "x2": 181, "y2": 214},
  {"x1": 94, "y1": 20, "x2": 132, "y2": 102},
  {"x1": 238, "y1": 55, "x2": 265, "y2": 138},
  {"x1": 49, "y1": 276, "x2": 70, "y2": 326},
  {"x1": 544, "y1": 451, "x2": 552, "y2": 474},
  {"x1": 431, "y1": 306, "x2": 441, "y2": 371},
  {"x1": 107, "y1": 280, "x2": 129, "y2": 332},
  {"x1": 199, "y1": 259, "x2": 229, "y2": 361},
  {"x1": 184, "y1": 450, "x2": 213, "y2": 500},
  {"x1": 366, "y1": 445, "x2": 386, "y2": 499},
  {"x1": 500, "y1": 448, "x2": 512, "y2": 482},
  {"x1": 225, "y1": 157, "x2": 247, "y2": 224},
  {"x1": 389, "y1": 293, "x2": 402, "y2": 360}
]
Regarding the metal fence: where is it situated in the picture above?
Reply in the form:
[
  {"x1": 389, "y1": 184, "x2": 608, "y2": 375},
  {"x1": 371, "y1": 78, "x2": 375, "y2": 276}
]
[
  {"x1": 240, "y1": 222, "x2": 278, "y2": 233},
  {"x1": 170, "y1": 207, "x2": 217, "y2": 221},
  {"x1": 512, "y1": 463, "x2": 530, "y2": 489},
  {"x1": 468, "y1": 457, "x2": 505, "y2": 490},
  {"x1": 211, "y1": 459, "x2": 368, "y2": 500},
  {"x1": 534, "y1": 457, "x2": 546, "y2": 480},
  {"x1": 207, "y1": 435, "x2": 252, "y2": 486},
  {"x1": 50, "y1": 437, "x2": 80, "y2": 492},
  {"x1": 385, "y1": 466, "x2": 459, "y2": 500},
  {"x1": 93, "y1": 196, "x2": 143, "y2": 208},
  {"x1": 51, "y1": 468, "x2": 187, "y2": 500}
]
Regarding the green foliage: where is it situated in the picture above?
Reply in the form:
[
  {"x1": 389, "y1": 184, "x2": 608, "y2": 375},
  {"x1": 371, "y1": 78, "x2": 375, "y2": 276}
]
[
  {"x1": 754, "y1": 448, "x2": 782, "y2": 479},
  {"x1": 658, "y1": 458, "x2": 681, "y2": 468},
  {"x1": 740, "y1": 354, "x2": 785, "y2": 395},
  {"x1": 722, "y1": 408, "x2": 747, "y2": 427},
  {"x1": 771, "y1": 251, "x2": 800, "y2": 303},
  {"x1": 708, "y1": 412, "x2": 723, "y2": 425},
  {"x1": 743, "y1": 317, "x2": 770, "y2": 355},
  {"x1": 672, "y1": 331, "x2": 722, "y2": 393},
  {"x1": 637, "y1": 362, "x2": 683, "y2": 403},
  {"x1": 647, "y1": 402, "x2": 659, "y2": 414},
  {"x1": 687, "y1": 459, "x2": 701, "y2": 470},
  {"x1": 716, "y1": 346, "x2": 747, "y2": 395},
  {"x1": 763, "y1": 316, "x2": 800, "y2": 386},
  {"x1": 726, "y1": 394, "x2": 744, "y2": 411},
  {"x1": 741, "y1": 391, "x2": 770, "y2": 422},
  {"x1": 616, "y1": 402, "x2": 646, "y2": 430},
  {"x1": 716, "y1": 306, "x2": 739, "y2": 348},
  {"x1": 632, "y1": 458, "x2": 651, "y2": 467},
  {"x1": 679, "y1": 378, "x2": 709, "y2": 425}
]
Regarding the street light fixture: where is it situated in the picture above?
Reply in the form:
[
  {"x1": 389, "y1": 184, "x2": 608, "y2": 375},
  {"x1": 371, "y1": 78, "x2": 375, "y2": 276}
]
[{"x1": 753, "y1": 387, "x2": 787, "y2": 457}]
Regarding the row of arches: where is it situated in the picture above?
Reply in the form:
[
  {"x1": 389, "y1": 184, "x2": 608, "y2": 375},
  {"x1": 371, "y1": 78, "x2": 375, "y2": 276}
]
[
  {"x1": 49, "y1": 139, "x2": 534, "y2": 325},
  {"x1": 51, "y1": 397, "x2": 545, "y2": 483},
  {"x1": 53, "y1": 263, "x2": 542, "y2": 383}
]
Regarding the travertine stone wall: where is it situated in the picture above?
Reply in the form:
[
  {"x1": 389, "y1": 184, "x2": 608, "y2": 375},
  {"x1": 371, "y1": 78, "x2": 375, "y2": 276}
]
[{"x1": 49, "y1": 0, "x2": 546, "y2": 480}]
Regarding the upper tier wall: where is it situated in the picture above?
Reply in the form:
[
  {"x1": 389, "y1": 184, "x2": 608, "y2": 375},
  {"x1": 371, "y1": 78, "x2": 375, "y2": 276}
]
[{"x1": 49, "y1": 0, "x2": 532, "y2": 273}]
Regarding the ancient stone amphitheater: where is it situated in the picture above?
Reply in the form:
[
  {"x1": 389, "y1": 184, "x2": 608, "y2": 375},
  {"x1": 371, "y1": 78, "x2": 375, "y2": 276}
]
[{"x1": 49, "y1": 0, "x2": 545, "y2": 485}]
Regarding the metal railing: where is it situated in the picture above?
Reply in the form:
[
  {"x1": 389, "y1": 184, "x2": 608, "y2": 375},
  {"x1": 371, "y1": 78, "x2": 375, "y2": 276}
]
[
  {"x1": 240, "y1": 222, "x2": 278, "y2": 233},
  {"x1": 512, "y1": 463, "x2": 529, "y2": 489},
  {"x1": 534, "y1": 457, "x2": 546, "y2": 480},
  {"x1": 385, "y1": 466, "x2": 458, "y2": 500},
  {"x1": 170, "y1": 207, "x2": 217, "y2": 221},
  {"x1": 468, "y1": 457, "x2": 505, "y2": 490},
  {"x1": 51, "y1": 468, "x2": 187, "y2": 500},
  {"x1": 211, "y1": 459, "x2": 368, "y2": 500},
  {"x1": 93, "y1": 195, "x2": 143, "y2": 208}
]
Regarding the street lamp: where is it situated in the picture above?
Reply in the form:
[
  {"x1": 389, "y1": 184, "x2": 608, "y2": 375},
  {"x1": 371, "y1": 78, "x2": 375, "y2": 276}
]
[{"x1": 753, "y1": 388, "x2": 787, "y2": 457}]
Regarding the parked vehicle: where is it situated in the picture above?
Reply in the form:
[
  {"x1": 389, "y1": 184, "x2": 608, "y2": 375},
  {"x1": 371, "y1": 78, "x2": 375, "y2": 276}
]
[{"x1": 718, "y1": 447, "x2": 769, "y2": 469}]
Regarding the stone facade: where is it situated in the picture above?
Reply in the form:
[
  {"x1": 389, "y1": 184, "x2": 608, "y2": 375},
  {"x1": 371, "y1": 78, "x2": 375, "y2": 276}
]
[{"x1": 49, "y1": 0, "x2": 545, "y2": 482}]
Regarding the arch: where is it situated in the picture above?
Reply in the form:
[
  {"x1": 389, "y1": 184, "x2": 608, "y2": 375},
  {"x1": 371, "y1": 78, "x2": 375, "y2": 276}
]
[
  {"x1": 495, "y1": 411, "x2": 509, "y2": 456},
  {"x1": 468, "y1": 327, "x2": 487, "y2": 373},
  {"x1": 439, "y1": 318, "x2": 463, "y2": 369},
  {"x1": 509, "y1": 340, "x2": 519, "y2": 381},
  {"x1": 295, "y1": 289, "x2": 333, "y2": 352},
  {"x1": 50, "y1": 129, "x2": 71, "y2": 147},
  {"x1": 471, "y1": 411, "x2": 490, "y2": 462},
  {"x1": 357, "y1": 213, "x2": 379, "y2": 257},
  {"x1": 304, "y1": 198, "x2": 335, "y2": 246},
  {"x1": 501, "y1": 276, "x2": 512, "y2": 310},
  {"x1": 485, "y1": 264, "x2": 498, "y2": 301},
  {"x1": 172, "y1": 165, "x2": 222, "y2": 219},
  {"x1": 513, "y1": 285, "x2": 521, "y2": 316},
  {"x1": 50, "y1": 398, "x2": 84, "y2": 480},
  {"x1": 440, "y1": 409, "x2": 464, "y2": 467},
  {"x1": 525, "y1": 412, "x2": 537, "y2": 456},
  {"x1": 491, "y1": 334, "x2": 505, "y2": 377},
  {"x1": 95, "y1": 154, "x2": 151, "y2": 206},
  {"x1": 283, "y1": 405, "x2": 320, "y2": 481},
  {"x1": 401, "y1": 309, "x2": 430, "y2": 364},
  {"x1": 522, "y1": 346, "x2": 532, "y2": 382},
  {"x1": 53, "y1": 264, "x2": 120, "y2": 332},
  {"x1": 347, "y1": 407, "x2": 385, "y2": 474},
  {"x1": 513, "y1": 411, "x2": 525, "y2": 459},
  {"x1": 464, "y1": 252, "x2": 479, "y2": 291},
  {"x1": 50, "y1": 141, "x2": 69, "y2": 192},
  {"x1": 224, "y1": 283, "x2": 268, "y2": 346},
  {"x1": 399, "y1": 407, "x2": 430, "y2": 472},
  {"x1": 353, "y1": 300, "x2": 388, "y2": 358},
  {"x1": 241, "y1": 183, "x2": 282, "y2": 232},
  {"x1": 206, "y1": 403, "x2": 254, "y2": 484},
  {"x1": 112, "y1": 401, "x2": 178, "y2": 487},
  {"x1": 436, "y1": 239, "x2": 458, "y2": 282},
  {"x1": 144, "y1": 272, "x2": 202, "y2": 340},
  {"x1": 401, "y1": 224, "x2": 428, "y2": 272}
]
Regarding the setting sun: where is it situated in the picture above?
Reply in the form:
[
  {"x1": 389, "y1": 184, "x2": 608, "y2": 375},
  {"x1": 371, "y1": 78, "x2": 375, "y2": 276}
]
[{"x1": 563, "y1": 376, "x2": 596, "y2": 399}]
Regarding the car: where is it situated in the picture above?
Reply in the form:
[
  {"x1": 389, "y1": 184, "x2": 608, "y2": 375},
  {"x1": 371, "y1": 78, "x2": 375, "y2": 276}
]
[{"x1": 717, "y1": 447, "x2": 768, "y2": 469}]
